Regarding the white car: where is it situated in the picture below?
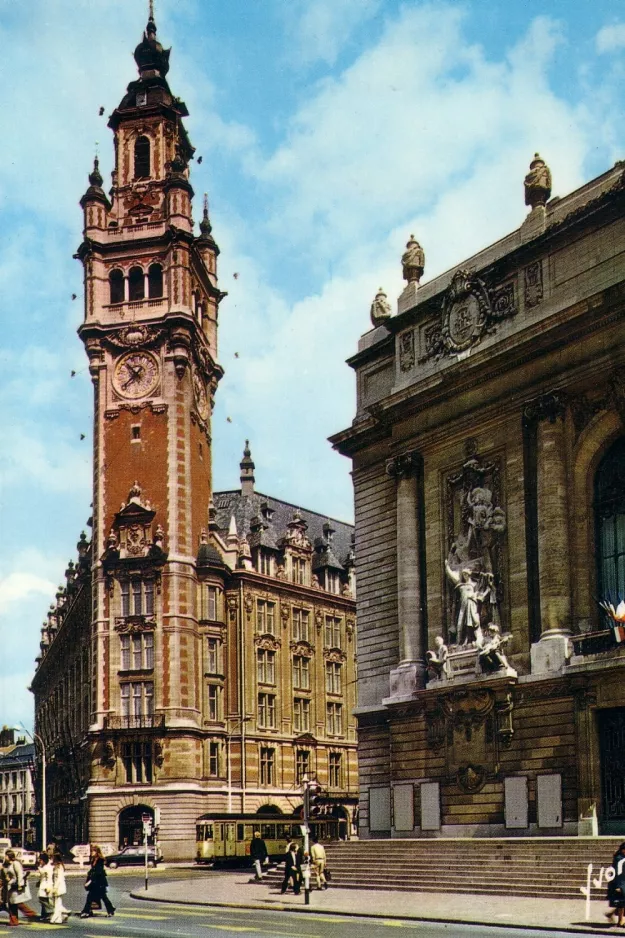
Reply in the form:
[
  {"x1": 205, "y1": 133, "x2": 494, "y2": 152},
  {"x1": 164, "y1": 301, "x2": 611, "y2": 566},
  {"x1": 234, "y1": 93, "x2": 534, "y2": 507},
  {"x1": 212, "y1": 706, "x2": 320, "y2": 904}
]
[{"x1": 13, "y1": 848, "x2": 38, "y2": 869}]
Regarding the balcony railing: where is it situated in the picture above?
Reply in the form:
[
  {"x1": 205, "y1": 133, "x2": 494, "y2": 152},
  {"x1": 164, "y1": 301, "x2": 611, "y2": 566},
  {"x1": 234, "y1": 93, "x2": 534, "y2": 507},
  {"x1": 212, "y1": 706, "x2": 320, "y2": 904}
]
[
  {"x1": 103, "y1": 713, "x2": 165, "y2": 731},
  {"x1": 570, "y1": 629, "x2": 619, "y2": 657}
]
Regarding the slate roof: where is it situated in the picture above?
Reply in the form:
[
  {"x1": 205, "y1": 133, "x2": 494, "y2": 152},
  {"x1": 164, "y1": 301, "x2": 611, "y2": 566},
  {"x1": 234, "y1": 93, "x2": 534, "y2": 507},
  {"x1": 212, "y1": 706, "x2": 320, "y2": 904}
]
[
  {"x1": 212, "y1": 490, "x2": 354, "y2": 568},
  {"x1": 0, "y1": 743, "x2": 35, "y2": 768}
]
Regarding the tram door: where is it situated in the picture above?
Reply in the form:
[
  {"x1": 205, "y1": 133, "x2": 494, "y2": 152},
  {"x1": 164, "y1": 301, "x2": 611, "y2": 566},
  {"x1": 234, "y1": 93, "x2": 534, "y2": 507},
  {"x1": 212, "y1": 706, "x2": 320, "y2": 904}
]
[{"x1": 225, "y1": 822, "x2": 236, "y2": 856}]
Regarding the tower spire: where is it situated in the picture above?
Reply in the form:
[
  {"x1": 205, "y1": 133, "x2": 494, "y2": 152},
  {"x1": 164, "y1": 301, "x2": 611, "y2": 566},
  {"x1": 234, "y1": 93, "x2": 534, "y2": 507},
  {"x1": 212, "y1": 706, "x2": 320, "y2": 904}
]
[{"x1": 240, "y1": 440, "x2": 255, "y2": 497}]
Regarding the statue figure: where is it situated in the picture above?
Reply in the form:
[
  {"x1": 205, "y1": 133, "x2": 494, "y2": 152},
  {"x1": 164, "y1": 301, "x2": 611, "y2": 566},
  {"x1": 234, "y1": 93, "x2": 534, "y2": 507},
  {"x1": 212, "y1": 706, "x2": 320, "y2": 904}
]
[
  {"x1": 370, "y1": 287, "x2": 392, "y2": 327},
  {"x1": 445, "y1": 561, "x2": 483, "y2": 645},
  {"x1": 426, "y1": 636, "x2": 451, "y2": 680},
  {"x1": 401, "y1": 234, "x2": 425, "y2": 284},
  {"x1": 476, "y1": 623, "x2": 515, "y2": 676},
  {"x1": 524, "y1": 153, "x2": 552, "y2": 210}
]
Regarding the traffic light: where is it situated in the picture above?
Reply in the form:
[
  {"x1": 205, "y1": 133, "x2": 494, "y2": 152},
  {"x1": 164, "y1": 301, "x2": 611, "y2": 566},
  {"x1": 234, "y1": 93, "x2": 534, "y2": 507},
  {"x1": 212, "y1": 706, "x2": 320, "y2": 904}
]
[{"x1": 307, "y1": 781, "x2": 322, "y2": 818}]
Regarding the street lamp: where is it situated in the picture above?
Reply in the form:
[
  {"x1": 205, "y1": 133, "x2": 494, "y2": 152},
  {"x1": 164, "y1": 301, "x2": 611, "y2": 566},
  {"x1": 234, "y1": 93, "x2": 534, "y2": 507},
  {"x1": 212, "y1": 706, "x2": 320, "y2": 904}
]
[
  {"x1": 226, "y1": 716, "x2": 250, "y2": 813},
  {"x1": 15, "y1": 726, "x2": 46, "y2": 852}
]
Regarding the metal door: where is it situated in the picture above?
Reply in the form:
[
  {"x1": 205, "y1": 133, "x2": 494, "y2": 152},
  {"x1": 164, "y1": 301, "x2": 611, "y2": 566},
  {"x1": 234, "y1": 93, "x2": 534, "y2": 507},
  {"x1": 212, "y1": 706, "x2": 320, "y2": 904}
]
[{"x1": 599, "y1": 708, "x2": 625, "y2": 833}]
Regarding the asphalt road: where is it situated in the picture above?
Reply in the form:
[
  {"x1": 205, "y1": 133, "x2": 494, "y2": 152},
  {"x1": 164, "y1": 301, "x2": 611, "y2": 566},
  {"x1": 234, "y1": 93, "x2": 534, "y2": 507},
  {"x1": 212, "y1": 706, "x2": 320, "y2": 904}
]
[{"x1": 1, "y1": 870, "x2": 602, "y2": 937}]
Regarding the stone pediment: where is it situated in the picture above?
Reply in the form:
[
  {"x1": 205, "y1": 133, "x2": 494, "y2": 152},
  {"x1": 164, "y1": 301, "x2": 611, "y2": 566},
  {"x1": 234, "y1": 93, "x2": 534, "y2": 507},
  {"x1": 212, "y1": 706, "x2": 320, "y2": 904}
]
[
  {"x1": 254, "y1": 633, "x2": 281, "y2": 650},
  {"x1": 323, "y1": 648, "x2": 346, "y2": 662},
  {"x1": 290, "y1": 640, "x2": 315, "y2": 657},
  {"x1": 293, "y1": 732, "x2": 317, "y2": 748}
]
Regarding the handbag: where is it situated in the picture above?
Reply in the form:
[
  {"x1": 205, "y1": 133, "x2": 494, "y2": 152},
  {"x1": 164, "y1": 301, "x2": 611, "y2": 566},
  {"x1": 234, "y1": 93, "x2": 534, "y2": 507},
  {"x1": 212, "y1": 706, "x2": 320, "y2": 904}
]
[{"x1": 324, "y1": 868, "x2": 332, "y2": 882}]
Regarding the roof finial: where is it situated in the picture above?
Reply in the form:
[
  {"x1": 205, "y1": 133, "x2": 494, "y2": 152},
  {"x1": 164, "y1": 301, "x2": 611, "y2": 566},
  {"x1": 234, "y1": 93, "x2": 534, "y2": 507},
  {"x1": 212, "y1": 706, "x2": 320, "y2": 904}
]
[
  {"x1": 147, "y1": 0, "x2": 156, "y2": 37},
  {"x1": 199, "y1": 192, "x2": 213, "y2": 238},
  {"x1": 240, "y1": 440, "x2": 255, "y2": 496}
]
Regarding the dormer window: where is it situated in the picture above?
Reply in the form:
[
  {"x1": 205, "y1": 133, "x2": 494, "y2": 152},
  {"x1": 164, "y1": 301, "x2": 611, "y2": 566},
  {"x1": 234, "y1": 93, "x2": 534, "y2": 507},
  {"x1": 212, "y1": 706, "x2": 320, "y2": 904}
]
[
  {"x1": 121, "y1": 579, "x2": 154, "y2": 618},
  {"x1": 134, "y1": 136, "x2": 151, "y2": 179},
  {"x1": 292, "y1": 557, "x2": 307, "y2": 585},
  {"x1": 257, "y1": 550, "x2": 272, "y2": 577},
  {"x1": 324, "y1": 570, "x2": 340, "y2": 594}
]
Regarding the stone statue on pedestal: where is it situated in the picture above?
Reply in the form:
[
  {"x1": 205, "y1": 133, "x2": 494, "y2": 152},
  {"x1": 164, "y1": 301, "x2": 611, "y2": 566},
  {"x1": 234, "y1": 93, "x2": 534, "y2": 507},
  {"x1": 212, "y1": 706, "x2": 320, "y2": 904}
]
[{"x1": 476, "y1": 623, "x2": 516, "y2": 677}]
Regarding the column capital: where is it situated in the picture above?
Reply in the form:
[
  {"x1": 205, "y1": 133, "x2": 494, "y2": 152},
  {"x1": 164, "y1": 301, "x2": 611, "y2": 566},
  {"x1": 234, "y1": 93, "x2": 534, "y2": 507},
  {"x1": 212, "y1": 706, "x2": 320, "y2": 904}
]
[
  {"x1": 523, "y1": 389, "x2": 567, "y2": 426},
  {"x1": 386, "y1": 450, "x2": 421, "y2": 480}
]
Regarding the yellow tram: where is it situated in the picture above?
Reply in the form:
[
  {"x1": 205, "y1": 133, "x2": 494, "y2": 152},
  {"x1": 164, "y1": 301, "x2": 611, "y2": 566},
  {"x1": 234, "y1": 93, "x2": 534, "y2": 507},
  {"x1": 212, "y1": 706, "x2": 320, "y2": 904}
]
[{"x1": 195, "y1": 813, "x2": 339, "y2": 865}]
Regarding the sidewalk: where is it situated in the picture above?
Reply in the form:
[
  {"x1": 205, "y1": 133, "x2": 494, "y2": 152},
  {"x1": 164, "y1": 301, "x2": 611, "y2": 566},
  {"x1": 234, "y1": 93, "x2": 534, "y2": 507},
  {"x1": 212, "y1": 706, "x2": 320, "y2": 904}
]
[{"x1": 130, "y1": 871, "x2": 622, "y2": 934}]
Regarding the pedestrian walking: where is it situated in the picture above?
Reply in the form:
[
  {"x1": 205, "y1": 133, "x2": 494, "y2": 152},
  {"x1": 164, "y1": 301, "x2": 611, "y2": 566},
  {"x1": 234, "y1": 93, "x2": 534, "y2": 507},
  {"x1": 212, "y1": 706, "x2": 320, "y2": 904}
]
[
  {"x1": 79, "y1": 845, "x2": 115, "y2": 918},
  {"x1": 250, "y1": 831, "x2": 268, "y2": 881},
  {"x1": 49, "y1": 852, "x2": 69, "y2": 925},
  {"x1": 280, "y1": 842, "x2": 301, "y2": 895},
  {"x1": 4, "y1": 849, "x2": 37, "y2": 925},
  {"x1": 37, "y1": 853, "x2": 53, "y2": 921},
  {"x1": 310, "y1": 836, "x2": 327, "y2": 890},
  {"x1": 606, "y1": 842, "x2": 625, "y2": 927}
]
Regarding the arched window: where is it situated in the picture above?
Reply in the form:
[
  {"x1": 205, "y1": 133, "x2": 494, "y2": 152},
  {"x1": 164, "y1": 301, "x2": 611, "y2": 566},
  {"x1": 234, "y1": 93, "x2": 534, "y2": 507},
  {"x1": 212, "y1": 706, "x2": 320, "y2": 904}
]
[
  {"x1": 595, "y1": 436, "x2": 625, "y2": 607},
  {"x1": 128, "y1": 266, "x2": 145, "y2": 301},
  {"x1": 134, "y1": 136, "x2": 151, "y2": 179},
  {"x1": 148, "y1": 263, "x2": 163, "y2": 299},
  {"x1": 109, "y1": 269, "x2": 124, "y2": 304}
]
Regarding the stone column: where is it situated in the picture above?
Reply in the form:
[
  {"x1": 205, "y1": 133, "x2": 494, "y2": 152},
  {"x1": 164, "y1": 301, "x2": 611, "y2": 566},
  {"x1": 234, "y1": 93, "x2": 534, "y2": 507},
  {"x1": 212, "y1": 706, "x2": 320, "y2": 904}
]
[
  {"x1": 526, "y1": 392, "x2": 572, "y2": 674},
  {"x1": 384, "y1": 451, "x2": 426, "y2": 701}
]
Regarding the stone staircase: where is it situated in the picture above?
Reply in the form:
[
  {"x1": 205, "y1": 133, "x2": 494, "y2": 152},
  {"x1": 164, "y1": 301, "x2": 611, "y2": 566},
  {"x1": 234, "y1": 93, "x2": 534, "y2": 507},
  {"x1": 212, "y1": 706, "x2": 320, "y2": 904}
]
[{"x1": 264, "y1": 838, "x2": 625, "y2": 898}]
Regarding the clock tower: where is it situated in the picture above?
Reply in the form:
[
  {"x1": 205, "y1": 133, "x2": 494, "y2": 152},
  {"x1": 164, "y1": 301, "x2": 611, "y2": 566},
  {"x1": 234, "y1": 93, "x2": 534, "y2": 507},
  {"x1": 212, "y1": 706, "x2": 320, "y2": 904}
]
[{"x1": 75, "y1": 8, "x2": 224, "y2": 850}]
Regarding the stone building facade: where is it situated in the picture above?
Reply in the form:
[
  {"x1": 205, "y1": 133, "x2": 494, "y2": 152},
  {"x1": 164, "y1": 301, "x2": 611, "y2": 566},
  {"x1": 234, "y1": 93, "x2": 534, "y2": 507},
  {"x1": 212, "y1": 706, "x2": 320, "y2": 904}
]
[
  {"x1": 30, "y1": 13, "x2": 357, "y2": 860},
  {"x1": 331, "y1": 155, "x2": 625, "y2": 837},
  {"x1": 0, "y1": 731, "x2": 36, "y2": 848}
]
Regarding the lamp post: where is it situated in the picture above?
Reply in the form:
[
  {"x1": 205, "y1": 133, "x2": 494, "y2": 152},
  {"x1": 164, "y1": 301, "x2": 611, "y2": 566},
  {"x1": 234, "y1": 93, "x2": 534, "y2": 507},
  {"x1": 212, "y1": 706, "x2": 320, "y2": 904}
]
[
  {"x1": 16, "y1": 727, "x2": 46, "y2": 852},
  {"x1": 226, "y1": 717, "x2": 250, "y2": 813}
]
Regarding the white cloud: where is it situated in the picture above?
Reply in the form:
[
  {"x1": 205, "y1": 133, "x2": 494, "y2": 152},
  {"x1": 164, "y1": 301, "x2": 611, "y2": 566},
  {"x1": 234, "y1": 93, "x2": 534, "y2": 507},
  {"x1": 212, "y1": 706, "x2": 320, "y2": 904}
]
[
  {"x1": 282, "y1": 0, "x2": 382, "y2": 67},
  {"x1": 0, "y1": 572, "x2": 57, "y2": 617},
  {"x1": 596, "y1": 23, "x2": 625, "y2": 53}
]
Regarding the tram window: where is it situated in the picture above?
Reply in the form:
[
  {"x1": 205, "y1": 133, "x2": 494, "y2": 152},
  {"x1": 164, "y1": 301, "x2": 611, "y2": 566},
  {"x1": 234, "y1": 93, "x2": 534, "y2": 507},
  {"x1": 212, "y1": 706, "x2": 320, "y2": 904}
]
[
  {"x1": 276, "y1": 824, "x2": 288, "y2": 839},
  {"x1": 205, "y1": 824, "x2": 213, "y2": 839},
  {"x1": 215, "y1": 823, "x2": 223, "y2": 840},
  {"x1": 244, "y1": 825, "x2": 254, "y2": 840},
  {"x1": 261, "y1": 824, "x2": 276, "y2": 839},
  {"x1": 237, "y1": 824, "x2": 245, "y2": 841}
]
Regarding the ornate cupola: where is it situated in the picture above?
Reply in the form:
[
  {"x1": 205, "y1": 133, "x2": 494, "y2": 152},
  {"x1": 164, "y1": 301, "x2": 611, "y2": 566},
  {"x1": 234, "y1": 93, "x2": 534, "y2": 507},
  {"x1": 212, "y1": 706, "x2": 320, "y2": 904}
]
[{"x1": 240, "y1": 440, "x2": 255, "y2": 496}]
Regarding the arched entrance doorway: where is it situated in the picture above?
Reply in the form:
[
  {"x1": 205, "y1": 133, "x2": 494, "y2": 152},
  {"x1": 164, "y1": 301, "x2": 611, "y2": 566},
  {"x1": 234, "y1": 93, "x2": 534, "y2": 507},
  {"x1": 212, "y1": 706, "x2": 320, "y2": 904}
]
[
  {"x1": 118, "y1": 805, "x2": 154, "y2": 847},
  {"x1": 256, "y1": 804, "x2": 282, "y2": 816}
]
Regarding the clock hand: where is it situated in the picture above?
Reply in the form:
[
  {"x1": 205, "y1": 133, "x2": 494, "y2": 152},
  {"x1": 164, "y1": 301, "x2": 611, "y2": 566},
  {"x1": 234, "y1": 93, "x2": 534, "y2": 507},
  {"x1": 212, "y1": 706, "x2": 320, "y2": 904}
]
[{"x1": 121, "y1": 366, "x2": 144, "y2": 391}]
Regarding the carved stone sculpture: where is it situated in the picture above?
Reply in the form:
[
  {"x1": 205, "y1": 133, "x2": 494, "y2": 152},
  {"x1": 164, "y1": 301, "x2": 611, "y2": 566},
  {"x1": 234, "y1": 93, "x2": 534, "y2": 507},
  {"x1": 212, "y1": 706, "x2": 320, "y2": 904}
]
[
  {"x1": 426, "y1": 636, "x2": 452, "y2": 680},
  {"x1": 445, "y1": 562, "x2": 483, "y2": 645},
  {"x1": 401, "y1": 234, "x2": 425, "y2": 284},
  {"x1": 370, "y1": 286, "x2": 392, "y2": 327},
  {"x1": 524, "y1": 153, "x2": 552, "y2": 210},
  {"x1": 476, "y1": 623, "x2": 516, "y2": 677}
]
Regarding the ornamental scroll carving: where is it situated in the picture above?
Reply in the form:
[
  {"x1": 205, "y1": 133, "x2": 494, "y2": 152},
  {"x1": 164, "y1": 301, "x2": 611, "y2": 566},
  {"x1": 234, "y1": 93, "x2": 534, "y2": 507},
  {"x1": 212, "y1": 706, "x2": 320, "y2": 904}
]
[
  {"x1": 254, "y1": 634, "x2": 281, "y2": 651},
  {"x1": 420, "y1": 269, "x2": 517, "y2": 363},
  {"x1": 290, "y1": 641, "x2": 315, "y2": 657},
  {"x1": 323, "y1": 649, "x2": 347, "y2": 663}
]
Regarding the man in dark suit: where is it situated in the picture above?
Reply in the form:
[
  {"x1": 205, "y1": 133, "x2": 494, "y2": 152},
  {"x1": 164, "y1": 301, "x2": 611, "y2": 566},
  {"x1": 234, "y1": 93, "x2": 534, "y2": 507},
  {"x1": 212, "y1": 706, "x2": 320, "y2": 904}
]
[{"x1": 280, "y1": 843, "x2": 301, "y2": 895}]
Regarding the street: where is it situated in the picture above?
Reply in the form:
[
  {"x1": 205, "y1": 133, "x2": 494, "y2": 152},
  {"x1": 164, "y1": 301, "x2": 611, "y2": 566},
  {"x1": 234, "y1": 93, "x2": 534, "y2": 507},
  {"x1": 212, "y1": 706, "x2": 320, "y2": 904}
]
[{"x1": 0, "y1": 870, "x2": 609, "y2": 937}]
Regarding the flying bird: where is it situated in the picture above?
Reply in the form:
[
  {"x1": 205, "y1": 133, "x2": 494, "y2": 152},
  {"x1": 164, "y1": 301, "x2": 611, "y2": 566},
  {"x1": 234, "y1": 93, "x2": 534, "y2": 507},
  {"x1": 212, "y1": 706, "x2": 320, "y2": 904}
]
[
  {"x1": 71, "y1": 371, "x2": 76, "y2": 377},
  {"x1": 226, "y1": 417, "x2": 232, "y2": 423},
  {"x1": 71, "y1": 294, "x2": 77, "y2": 300},
  {"x1": 80, "y1": 434, "x2": 86, "y2": 440},
  {"x1": 197, "y1": 156, "x2": 203, "y2": 164},
  {"x1": 99, "y1": 107, "x2": 105, "y2": 116},
  {"x1": 233, "y1": 272, "x2": 239, "y2": 279},
  {"x1": 234, "y1": 352, "x2": 239, "y2": 358}
]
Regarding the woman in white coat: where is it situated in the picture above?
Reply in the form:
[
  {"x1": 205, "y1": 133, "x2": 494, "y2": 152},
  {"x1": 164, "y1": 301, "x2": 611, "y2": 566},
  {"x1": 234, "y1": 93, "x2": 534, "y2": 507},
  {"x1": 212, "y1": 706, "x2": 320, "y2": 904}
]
[
  {"x1": 49, "y1": 852, "x2": 69, "y2": 925},
  {"x1": 37, "y1": 852, "x2": 54, "y2": 922},
  {"x1": 4, "y1": 850, "x2": 37, "y2": 925}
]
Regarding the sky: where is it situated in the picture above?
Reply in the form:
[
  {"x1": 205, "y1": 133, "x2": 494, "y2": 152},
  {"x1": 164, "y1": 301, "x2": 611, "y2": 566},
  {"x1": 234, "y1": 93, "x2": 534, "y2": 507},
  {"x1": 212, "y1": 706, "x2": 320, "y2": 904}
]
[{"x1": 0, "y1": 0, "x2": 624, "y2": 729}]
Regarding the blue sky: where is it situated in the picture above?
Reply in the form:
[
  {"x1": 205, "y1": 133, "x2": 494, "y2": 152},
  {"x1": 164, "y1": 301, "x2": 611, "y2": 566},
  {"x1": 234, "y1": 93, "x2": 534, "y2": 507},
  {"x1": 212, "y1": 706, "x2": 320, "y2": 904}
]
[{"x1": 1, "y1": 0, "x2": 624, "y2": 728}]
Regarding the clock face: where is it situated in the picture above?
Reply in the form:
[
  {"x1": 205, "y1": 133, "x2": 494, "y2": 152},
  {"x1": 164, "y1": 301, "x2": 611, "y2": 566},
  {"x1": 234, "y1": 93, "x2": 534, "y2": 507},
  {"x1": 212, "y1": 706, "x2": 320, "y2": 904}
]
[
  {"x1": 192, "y1": 368, "x2": 209, "y2": 420},
  {"x1": 113, "y1": 351, "x2": 159, "y2": 400}
]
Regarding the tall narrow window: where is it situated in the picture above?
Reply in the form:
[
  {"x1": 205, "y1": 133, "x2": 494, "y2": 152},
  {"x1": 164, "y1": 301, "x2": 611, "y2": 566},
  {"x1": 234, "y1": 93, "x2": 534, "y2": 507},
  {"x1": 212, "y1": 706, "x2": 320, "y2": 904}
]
[
  {"x1": 122, "y1": 741, "x2": 153, "y2": 783},
  {"x1": 128, "y1": 266, "x2": 145, "y2": 301},
  {"x1": 134, "y1": 135, "x2": 151, "y2": 179},
  {"x1": 260, "y1": 747, "x2": 275, "y2": 785},
  {"x1": 296, "y1": 749, "x2": 310, "y2": 784},
  {"x1": 257, "y1": 649, "x2": 276, "y2": 685},
  {"x1": 293, "y1": 698, "x2": 310, "y2": 733},
  {"x1": 324, "y1": 616, "x2": 342, "y2": 649},
  {"x1": 595, "y1": 437, "x2": 625, "y2": 609},
  {"x1": 326, "y1": 702, "x2": 343, "y2": 736},
  {"x1": 325, "y1": 661, "x2": 342, "y2": 695},
  {"x1": 148, "y1": 263, "x2": 163, "y2": 299},
  {"x1": 207, "y1": 638, "x2": 219, "y2": 674},
  {"x1": 258, "y1": 693, "x2": 276, "y2": 729},
  {"x1": 208, "y1": 685, "x2": 221, "y2": 721},
  {"x1": 329, "y1": 752, "x2": 342, "y2": 788},
  {"x1": 293, "y1": 609, "x2": 310, "y2": 642},
  {"x1": 109, "y1": 269, "x2": 124, "y2": 304},
  {"x1": 257, "y1": 600, "x2": 276, "y2": 635},
  {"x1": 209, "y1": 741, "x2": 220, "y2": 777},
  {"x1": 293, "y1": 656, "x2": 310, "y2": 690}
]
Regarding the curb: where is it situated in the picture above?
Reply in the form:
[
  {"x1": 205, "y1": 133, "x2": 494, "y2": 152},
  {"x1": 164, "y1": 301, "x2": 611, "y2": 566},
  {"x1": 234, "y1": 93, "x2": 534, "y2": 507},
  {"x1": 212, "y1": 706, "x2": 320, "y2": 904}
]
[{"x1": 129, "y1": 890, "x2": 616, "y2": 934}]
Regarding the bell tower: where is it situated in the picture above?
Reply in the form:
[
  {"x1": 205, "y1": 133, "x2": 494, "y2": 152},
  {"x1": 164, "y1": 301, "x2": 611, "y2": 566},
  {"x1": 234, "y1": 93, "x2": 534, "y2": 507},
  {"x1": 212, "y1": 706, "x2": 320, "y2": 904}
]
[{"x1": 75, "y1": 7, "x2": 224, "y2": 843}]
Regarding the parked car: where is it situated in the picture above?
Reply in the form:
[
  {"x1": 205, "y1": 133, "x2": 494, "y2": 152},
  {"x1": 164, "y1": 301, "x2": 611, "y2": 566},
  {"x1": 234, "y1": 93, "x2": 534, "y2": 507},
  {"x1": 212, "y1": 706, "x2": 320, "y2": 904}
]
[
  {"x1": 105, "y1": 845, "x2": 162, "y2": 869},
  {"x1": 13, "y1": 848, "x2": 38, "y2": 869}
]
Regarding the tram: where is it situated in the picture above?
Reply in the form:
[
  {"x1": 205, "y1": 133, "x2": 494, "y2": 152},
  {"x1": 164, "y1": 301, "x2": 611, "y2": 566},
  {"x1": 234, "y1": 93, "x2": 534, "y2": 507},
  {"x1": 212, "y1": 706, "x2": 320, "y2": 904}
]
[{"x1": 195, "y1": 812, "x2": 340, "y2": 865}]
